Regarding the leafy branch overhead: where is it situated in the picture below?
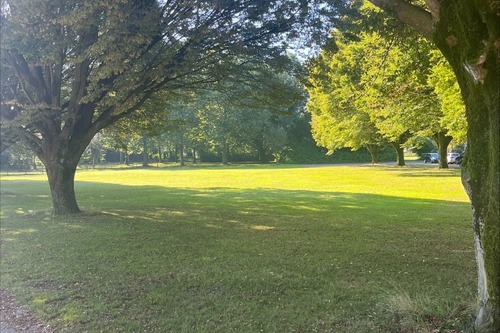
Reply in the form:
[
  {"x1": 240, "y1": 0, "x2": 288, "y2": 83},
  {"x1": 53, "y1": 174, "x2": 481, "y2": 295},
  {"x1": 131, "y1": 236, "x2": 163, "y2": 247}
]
[
  {"x1": 0, "y1": 0, "x2": 314, "y2": 156},
  {"x1": 1, "y1": 0, "x2": 329, "y2": 215}
]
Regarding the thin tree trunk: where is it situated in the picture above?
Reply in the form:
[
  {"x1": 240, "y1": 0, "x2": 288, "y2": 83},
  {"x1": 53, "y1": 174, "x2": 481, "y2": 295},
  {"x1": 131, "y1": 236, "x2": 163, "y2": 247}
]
[
  {"x1": 179, "y1": 145, "x2": 185, "y2": 167},
  {"x1": 124, "y1": 148, "x2": 129, "y2": 165},
  {"x1": 171, "y1": 147, "x2": 177, "y2": 163},
  {"x1": 221, "y1": 149, "x2": 229, "y2": 165},
  {"x1": 365, "y1": 144, "x2": 380, "y2": 164},
  {"x1": 142, "y1": 136, "x2": 149, "y2": 167},
  {"x1": 221, "y1": 141, "x2": 229, "y2": 165},
  {"x1": 157, "y1": 141, "x2": 163, "y2": 164},
  {"x1": 256, "y1": 140, "x2": 267, "y2": 163}
]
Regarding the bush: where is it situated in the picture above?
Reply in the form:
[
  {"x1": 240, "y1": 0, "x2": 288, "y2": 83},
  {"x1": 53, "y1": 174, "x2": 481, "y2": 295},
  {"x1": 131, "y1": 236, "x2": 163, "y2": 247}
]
[
  {"x1": 283, "y1": 142, "x2": 396, "y2": 164},
  {"x1": 412, "y1": 137, "x2": 438, "y2": 157}
]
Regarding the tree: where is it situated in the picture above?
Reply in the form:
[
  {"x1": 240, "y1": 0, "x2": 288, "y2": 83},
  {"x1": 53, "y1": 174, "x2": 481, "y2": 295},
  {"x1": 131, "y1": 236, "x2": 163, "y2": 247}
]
[
  {"x1": 428, "y1": 50, "x2": 468, "y2": 146},
  {"x1": 101, "y1": 121, "x2": 143, "y2": 165},
  {"x1": 350, "y1": 32, "x2": 433, "y2": 167},
  {"x1": 357, "y1": 33, "x2": 445, "y2": 167},
  {"x1": 195, "y1": 93, "x2": 247, "y2": 164},
  {"x1": 191, "y1": 60, "x2": 304, "y2": 164},
  {"x1": 307, "y1": 90, "x2": 385, "y2": 163},
  {"x1": 224, "y1": 65, "x2": 305, "y2": 163},
  {"x1": 306, "y1": 32, "x2": 384, "y2": 164},
  {"x1": 306, "y1": 29, "x2": 449, "y2": 166},
  {"x1": 0, "y1": 0, "x2": 312, "y2": 215},
  {"x1": 367, "y1": 0, "x2": 500, "y2": 331},
  {"x1": 161, "y1": 98, "x2": 202, "y2": 166}
]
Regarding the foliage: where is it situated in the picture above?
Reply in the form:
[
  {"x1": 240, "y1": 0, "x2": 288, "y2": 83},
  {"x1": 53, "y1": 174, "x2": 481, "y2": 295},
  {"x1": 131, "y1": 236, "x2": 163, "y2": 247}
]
[
  {"x1": 306, "y1": 4, "x2": 464, "y2": 166},
  {"x1": 306, "y1": 32, "x2": 385, "y2": 155},
  {"x1": 0, "y1": 0, "x2": 322, "y2": 213},
  {"x1": 411, "y1": 137, "x2": 438, "y2": 157},
  {"x1": 0, "y1": 0, "x2": 321, "y2": 155},
  {"x1": 427, "y1": 51, "x2": 467, "y2": 145}
]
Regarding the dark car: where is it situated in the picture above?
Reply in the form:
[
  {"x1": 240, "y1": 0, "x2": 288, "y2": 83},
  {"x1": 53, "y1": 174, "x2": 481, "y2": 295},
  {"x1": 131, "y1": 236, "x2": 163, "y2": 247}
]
[
  {"x1": 455, "y1": 153, "x2": 464, "y2": 164},
  {"x1": 423, "y1": 153, "x2": 439, "y2": 164}
]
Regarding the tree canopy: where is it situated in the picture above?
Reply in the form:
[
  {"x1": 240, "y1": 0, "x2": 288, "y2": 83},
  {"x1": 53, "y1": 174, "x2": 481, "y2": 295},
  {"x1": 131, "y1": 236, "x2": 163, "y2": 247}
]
[
  {"x1": 306, "y1": 18, "x2": 463, "y2": 167},
  {"x1": 0, "y1": 0, "x2": 315, "y2": 214}
]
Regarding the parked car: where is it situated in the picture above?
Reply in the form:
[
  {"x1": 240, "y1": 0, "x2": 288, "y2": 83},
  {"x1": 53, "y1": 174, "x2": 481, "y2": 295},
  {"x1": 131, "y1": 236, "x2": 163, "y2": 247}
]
[
  {"x1": 447, "y1": 153, "x2": 460, "y2": 164},
  {"x1": 455, "y1": 153, "x2": 464, "y2": 165},
  {"x1": 423, "y1": 153, "x2": 439, "y2": 164}
]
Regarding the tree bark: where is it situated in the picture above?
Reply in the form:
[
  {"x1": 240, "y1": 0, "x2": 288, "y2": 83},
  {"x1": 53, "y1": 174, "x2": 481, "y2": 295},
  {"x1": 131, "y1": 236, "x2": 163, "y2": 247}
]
[
  {"x1": 179, "y1": 145, "x2": 185, "y2": 167},
  {"x1": 433, "y1": 131, "x2": 452, "y2": 169},
  {"x1": 258, "y1": 147, "x2": 269, "y2": 163},
  {"x1": 45, "y1": 160, "x2": 80, "y2": 215},
  {"x1": 221, "y1": 141, "x2": 229, "y2": 165},
  {"x1": 142, "y1": 136, "x2": 149, "y2": 167},
  {"x1": 434, "y1": 3, "x2": 500, "y2": 328},
  {"x1": 157, "y1": 141, "x2": 163, "y2": 164},
  {"x1": 457, "y1": 69, "x2": 500, "y2": 333},
  {"x1": 124, "y1": 149, "x2": 130, "y2": 165},
  {"x1": 38, "y1": 139, "x2": 87, "y2": 215},
  {"x1": 369, "y1": 0, "x2": 500, "y2": 331},
  {"x1": 365, "y1": 144, "x2": 380, "y2": 164},
  {"x1": 368, "y1": 0, "x2": 434, "y2": 39},
  {"x1": 390, "y1": 141, "x2": 405, "y2": 166}
]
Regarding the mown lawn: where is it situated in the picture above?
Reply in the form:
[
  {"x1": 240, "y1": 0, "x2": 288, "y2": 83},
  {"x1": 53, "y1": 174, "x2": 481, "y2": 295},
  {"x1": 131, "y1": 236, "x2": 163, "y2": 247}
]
[{"x1": 0, "y1": 164, "x2": 476, "y2": 332}]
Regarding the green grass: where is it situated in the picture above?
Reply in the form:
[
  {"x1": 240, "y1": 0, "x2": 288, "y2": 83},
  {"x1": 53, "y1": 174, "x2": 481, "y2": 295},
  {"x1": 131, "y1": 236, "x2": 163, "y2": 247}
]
[{"x1": 0, "y1": 164, "x2": 476, "y2": 332}]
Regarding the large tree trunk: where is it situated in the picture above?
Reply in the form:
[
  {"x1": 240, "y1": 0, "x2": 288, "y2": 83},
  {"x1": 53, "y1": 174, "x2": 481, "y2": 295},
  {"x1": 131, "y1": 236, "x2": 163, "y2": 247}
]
[
  {"x1": 45, "y1": 161, "x2": 80, "y2": 215},
  {"x1": 390, "y1": 141, "x2": 405, "y2": 166},
  {"x1": 459, "y1": 73, "x2": 500, "y2": 332},
  {"x1": 38, "y1": 140, "x2": 86, "y2": 215},
  {"x1": 368, "y1": 0, "x2": 500, "y2": 330},
  {"x1": 433, "y1": 3, "x2": 500, "y2": 331},
  {"x1": 433, "y1": 131, "x2": 452, "y2": 169}
]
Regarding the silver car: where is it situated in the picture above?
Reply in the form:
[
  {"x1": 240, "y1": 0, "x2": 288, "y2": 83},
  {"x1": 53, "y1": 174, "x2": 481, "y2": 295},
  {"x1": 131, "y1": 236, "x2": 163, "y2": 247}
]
[{"x1": 447, "y1": 153, "x2": 460, "y2": 164}]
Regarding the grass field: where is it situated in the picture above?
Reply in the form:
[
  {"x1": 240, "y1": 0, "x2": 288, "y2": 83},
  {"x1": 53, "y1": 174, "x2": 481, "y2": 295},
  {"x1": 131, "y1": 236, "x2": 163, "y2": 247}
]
[{"x1": 0, "y1": 164, "x2": 476, "y2": 332}]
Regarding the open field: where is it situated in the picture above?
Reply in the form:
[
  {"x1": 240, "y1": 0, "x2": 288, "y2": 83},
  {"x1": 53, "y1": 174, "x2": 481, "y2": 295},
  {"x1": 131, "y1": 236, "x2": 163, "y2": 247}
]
[{"x1": 0, "y1": 164, "x2": 476, "y2": 332}]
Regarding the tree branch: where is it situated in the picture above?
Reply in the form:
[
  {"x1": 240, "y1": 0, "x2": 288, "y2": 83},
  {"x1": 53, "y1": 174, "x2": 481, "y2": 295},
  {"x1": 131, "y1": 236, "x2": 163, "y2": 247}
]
[{"x1": 368, "y1": 0, "x2": 434, "y2": 40}]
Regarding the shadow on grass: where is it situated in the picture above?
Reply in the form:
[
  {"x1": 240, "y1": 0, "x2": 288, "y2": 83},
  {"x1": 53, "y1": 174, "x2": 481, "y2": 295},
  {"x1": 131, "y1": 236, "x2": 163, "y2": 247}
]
[
  {"x1": 0, "y1": 181, "x2": 475, "y2": 333},
  {"x1": 1, "y1": 180, "x2": 471, "y2": 231},
  {"x1": 369, "y1": 165, "x2": 462, "y2": 178}
]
